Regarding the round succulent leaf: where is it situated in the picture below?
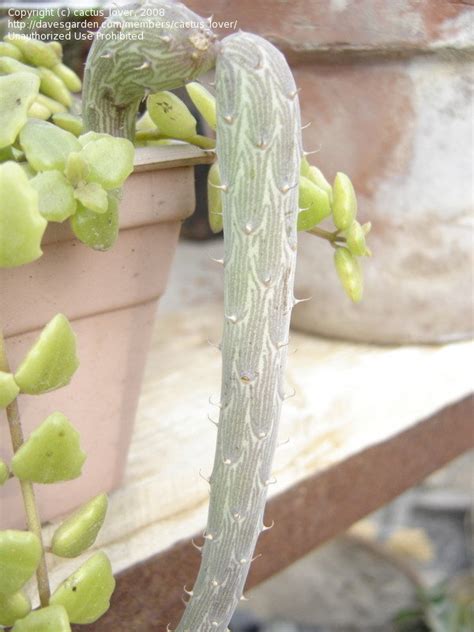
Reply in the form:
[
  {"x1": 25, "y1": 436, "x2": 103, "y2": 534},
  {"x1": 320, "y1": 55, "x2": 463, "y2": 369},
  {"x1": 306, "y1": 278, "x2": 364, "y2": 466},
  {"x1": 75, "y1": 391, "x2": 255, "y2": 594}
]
[
  {"x1": 52, "y1": 112, "x2": 83, "y2": 137},
  {"x1": 74, "y1": 182, "x2": 108, "y2": 214},
  {"x1": 332, "y1": 172, "x2": 357, "y2": 231},
  {"x1": 0, "y1": 459, "x2": 9, "y2": 486},
  {"x1": 11, "y1": 412, "x2": 86, "y2": 484},
  {"x1": 12, "y1": 313, "x2": 77, "y2": 394},
  {"x1": 11, "y1": 605, "x2": 71, "y2": 632},
  {"x1": 20, "y1": 119, "x2": 80, "y2": 172},
  {"x1": 298, "y1": 175, "x2": 331, "y2": 232},
  {"x1": 0, "y1": 73, "x2": 40, "y2": 149},
  {"x1": 185, "y1": 82, "x2": 217, "y2": 130},
  {"x1": 78, "y1": 137, "x2": 134, "y2": 190},
  {"x1": 31, "y1": 171, "x2": 76, "y2": 222},
  {"x1": 52, "y1": 63, "x2": 82, "y2": 93},
  {"x1": 50, "y1": 552, "x2": 115, "y2": 624},
  {"x1": 0, "y1": 530, "x2": 42, "y2": 594},
  {"x1": 70, "y1": 195, "x2": 119, "y2": 251},
  {"x1": 78, "y1": 131, "x2": 110, "y2": 147},
  {"x1": 334, "y1": 246, "x2": 363, "y2": 303},
  {"x1": 0, "y1": 590, "x2": 31, "y2": 627},
  {"x1": 207, "y1": 162, "x2": 223, "y2": 233},
  {"x1": 4, "y1": 35, "x2": 60, "y2": 69},
  {"x1": 0, "y1": 161, "x2": 46, "y2": 268},
  {"x1": 147, "y1": 91, "x2": 197, "y2": 139},
  {"x1": 0, "y1": 370, "x2": 19, "y2": 408},
  {"x1": 14, "y1": 313, "x2": 79, "y2": 395},
  {"x1": 52, "y1": 494, "x2": 108, "y2": 558},
  {"x1": 65, "y1": 151, "x2": 89, "y2": 186}
]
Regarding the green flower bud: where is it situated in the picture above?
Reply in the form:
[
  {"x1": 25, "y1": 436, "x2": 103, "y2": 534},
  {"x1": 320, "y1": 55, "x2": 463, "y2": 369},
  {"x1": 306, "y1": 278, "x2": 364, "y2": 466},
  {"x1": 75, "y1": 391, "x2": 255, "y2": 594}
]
[
  {"x1": 334, "y1": 246, "x2": 363, "y2": 303},
  {"x1": 345, "y1": 220, "x2": 370, "y2": 257},
  {"x1": 332, "y1": 172, "x2": 357, "y2": 230},
  {"x1": 186, "y1": 81, "x2": 216, "y2": 130},
  {"x1": 307, "y1": 165, "x2": 333, "y2": 203},
  {"x1": 147, "y1": 91, "x2": 197, "y2": 139},
  {"x1": 298, "y1": 175, "x2": 331, "y2": 231}
]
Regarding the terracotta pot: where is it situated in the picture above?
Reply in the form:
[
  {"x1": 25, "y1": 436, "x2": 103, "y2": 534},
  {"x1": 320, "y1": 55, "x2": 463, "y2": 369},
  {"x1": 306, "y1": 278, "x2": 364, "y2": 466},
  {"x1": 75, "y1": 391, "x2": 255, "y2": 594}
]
[
  {"x1": 188, "y1": 0, "x2": 473, "y2": 344},
  {"x1": 0, "y1": 151, "x2": 195, "y2": 528}
]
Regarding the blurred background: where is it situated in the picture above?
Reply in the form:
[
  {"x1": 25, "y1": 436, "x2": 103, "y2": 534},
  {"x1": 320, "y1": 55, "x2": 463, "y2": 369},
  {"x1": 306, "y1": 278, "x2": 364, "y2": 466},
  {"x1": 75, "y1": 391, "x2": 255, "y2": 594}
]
[{"x1": 1, "y1": 1, "x2": 472, "y2": 630}]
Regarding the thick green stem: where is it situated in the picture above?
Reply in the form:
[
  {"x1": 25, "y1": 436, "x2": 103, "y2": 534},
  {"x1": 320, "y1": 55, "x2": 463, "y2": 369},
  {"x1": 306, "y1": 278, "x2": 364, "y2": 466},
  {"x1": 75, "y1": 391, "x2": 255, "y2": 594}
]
[
  {"x1": 176, "y1": 32, "x2": 302, "y2": 632},
  {"x1": 0, "y1": 330, "x2": 51, "y2": 607}
]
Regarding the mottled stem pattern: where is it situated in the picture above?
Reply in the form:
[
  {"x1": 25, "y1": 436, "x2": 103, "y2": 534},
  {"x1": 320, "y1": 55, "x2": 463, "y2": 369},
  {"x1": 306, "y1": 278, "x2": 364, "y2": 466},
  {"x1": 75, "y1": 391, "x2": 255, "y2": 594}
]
[
  {"x1": 83, "y1": 0, "x2": 217, "y2": 138},
  {"x1": 176, "y1": 33, "x2": 302, "y2": 632}
]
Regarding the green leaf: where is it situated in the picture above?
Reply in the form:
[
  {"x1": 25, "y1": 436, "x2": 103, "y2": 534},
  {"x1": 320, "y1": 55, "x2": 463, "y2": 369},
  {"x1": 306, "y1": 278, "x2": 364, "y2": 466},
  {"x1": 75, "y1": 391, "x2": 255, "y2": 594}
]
[
  {"x1": 20, "y1": 119, "x2": 80, "y2": 172},
  {"x1": 52, "y1": 63, "x2": 82, "y2": 93},
  {"x1": 52, "y1": 112, "x2": 83, "y2": 136},
  {"x1": 332, "y1": 172, "x2": 357, "y2": 231},
  {"x1": 0, "y1": 56, "x2": 39, "y2": 78},
  {"x1": 147, "y1": 91, "x2": 197, "y2": 139},
  {"x1": 50, "y1": 552, "x2": 115, "y2": 624},
  {"x1": 64, "y1": 151, "x2": 89, "y2": 186},
  {"x1": 298, "y1": 175, "x2": 331, "y2": 231},
  {"x1": 0, "y1": 459, "x2": 9, "y2": 486},
  {"x1": 11, "y1": 412, "x2": 86, "y2": 484},
  {"x1": 31, "y1": 171, "x2": 76, "y2": 222},
  {"x1": 186, "y1": 81, "x2": 217, "y2": 130},
  {"x1": 71, "y1": 194, "x2": 119, "y2": 251},
  {"x1": 11, "y1": 605, "x2": 71, "y2": 632},
  {"x1": 0, "y1": 370, "x2": 20, "y2": 408},
  {"x1": 4, "y1": 35, "x2": 60, "y2": 69},
  {"x1": 0, "y1": 161, "x2": 47, "y2": 268},
  {"x1": 52, "y1": 494, "x2": 108, "y2": 558},
  {"x1": 78, "y1": 131, "x2": 110, "y2": 147},
  {"x1": 28, "y1": 100, "x2": 51, "y2": 121},
  {"x1": 0, "y1": 41, "x2": 24, "y2": 61},
  {"x1": 14, "y1": 313, "x2": 79, "y2": 395},
  {"x1": 207, "y1": 162, "x2": 223, "y2": 233},
  {"x1": 334, "y1": 246, "x2": 363, "y2": 303},
  {"x1": 0, "y1": 73, "x2": 40, "y2": 149},
  {"x1": 0, "y1": 530, "x2": 41, "y2": 594},
  {"x1": 38, "y1": 67, "x2": 72, "y2": 108},
  {"x1": 79, "y1": 137, "x2": 134, "y2": 190},
  {"x1": 36, "y1": 93, "x2": 67, "y2": 114},
  {"x1": 74, "y1": 182, "x2": 108, "y2": 214},
  {"x1": 0, "y1": 590, "x2": 31, "y2": 627}
]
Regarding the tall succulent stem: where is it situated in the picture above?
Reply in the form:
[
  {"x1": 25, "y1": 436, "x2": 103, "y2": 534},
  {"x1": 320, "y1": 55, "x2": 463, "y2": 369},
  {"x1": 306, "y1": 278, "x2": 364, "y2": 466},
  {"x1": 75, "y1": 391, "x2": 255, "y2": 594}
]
[
  {"x1": 176, "y1": 33, "x2": 302, "y2": 631},
  {"x1": 0, "y1": 329, "x2": 51, "y2": 606}
]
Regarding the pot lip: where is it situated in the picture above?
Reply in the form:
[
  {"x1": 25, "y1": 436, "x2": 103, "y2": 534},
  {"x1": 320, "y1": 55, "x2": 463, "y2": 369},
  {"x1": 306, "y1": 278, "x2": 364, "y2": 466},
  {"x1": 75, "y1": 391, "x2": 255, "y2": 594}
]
[{"x1": 133, "y1": 144, "x2": 214, "y2": 172}]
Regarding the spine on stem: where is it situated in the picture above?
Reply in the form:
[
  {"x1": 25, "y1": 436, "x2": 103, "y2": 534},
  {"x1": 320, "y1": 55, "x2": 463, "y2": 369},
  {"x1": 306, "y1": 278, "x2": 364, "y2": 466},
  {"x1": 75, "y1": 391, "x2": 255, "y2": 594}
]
[{"x1": 176, "y1": 32, "x2": 302, "y2": 632}]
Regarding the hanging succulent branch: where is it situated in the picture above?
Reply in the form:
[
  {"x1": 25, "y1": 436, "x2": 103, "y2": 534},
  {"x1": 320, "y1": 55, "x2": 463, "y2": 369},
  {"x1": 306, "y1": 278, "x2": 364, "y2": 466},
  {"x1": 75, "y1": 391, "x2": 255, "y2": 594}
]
[
  {"x1": 82, "y1": 0, "x2": 217, "y2": 138},
  {"x1": 175, "y1": 32, "x2": 302, "y2": 631}
]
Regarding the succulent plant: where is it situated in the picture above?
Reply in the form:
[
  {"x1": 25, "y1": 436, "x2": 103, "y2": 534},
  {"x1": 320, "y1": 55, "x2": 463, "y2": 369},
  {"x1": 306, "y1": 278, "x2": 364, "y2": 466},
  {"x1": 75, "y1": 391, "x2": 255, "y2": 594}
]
[
  {"x1": 0, "y1": 0, "x2": 372, "y2": 628},
  {"x1": 0, "y1": 315, "x2": 115, "y2": 628}
]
